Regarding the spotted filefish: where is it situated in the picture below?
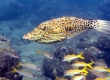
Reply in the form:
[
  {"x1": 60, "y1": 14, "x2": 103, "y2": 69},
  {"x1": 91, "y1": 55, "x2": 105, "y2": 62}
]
[{"x1": 23, "y1": 16, "x2": 110, "y2": 43}]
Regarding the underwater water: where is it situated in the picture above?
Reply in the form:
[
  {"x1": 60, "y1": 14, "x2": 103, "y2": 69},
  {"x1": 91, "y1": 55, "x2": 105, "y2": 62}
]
[{"x1": 0, "y1": 0, "x2": 110, "y2": 80}]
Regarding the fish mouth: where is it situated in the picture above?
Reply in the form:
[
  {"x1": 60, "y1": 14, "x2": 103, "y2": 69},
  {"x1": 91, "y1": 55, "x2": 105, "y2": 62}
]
[{"x1": 23, "y1": 35, "x2": 28, "y2": 39}]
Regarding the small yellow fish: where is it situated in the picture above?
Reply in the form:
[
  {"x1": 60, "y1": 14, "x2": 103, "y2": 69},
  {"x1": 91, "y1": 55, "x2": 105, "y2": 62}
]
[
  {"x1": 71, "y1": 61, "x2": 93, "y2": 69},
  {"x1": 54, "y1": 75, "x2": 68, "y2": 80},
  {"x1": 93, "y1": 66, "x2": 110, "y2": 73},
  {"x1": 94, "y1": 77, "x2": 106, "y2": 80},
  {"x1": 0, "y1": 49, "x2": 19, "y2": 58},
  {"x1": 95, "y1": 76, "x2": 110, "y2": 80},
  {"x1": 37, "y1": 50, "x2": 53, "y2": 59},
  {"x1": 17, "y1": 62, "x2": 41, "y2": 71},
  {"x1": 87, "y1": 68, "x2": 106, "y2": 78},
  {"x1": 23, "y1": 16, "x2": 110, "y2": 43},
  {"x1": 94, "y1": 61, "x2": 108, "y2": 68},
  {"x1": 62, "y1": 52, "x2": 84, "y2": 62},
  {"x1": 11, "y1": 66, "x2": 37, "y2": 79},
  {"x1": 64, "y1": 67, "x2": 88, "y2": 77},
  {"x1": 71, "y1": 74, "x2": 86, "y2": 80}
]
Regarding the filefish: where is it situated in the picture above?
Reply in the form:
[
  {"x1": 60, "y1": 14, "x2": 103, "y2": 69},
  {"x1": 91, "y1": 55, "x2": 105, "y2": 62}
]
[
  {"x1": 0, "y1": 49, "x2": 19, "y2": 58},
  {"x1": 23, "y1": 16, "x2": 110, "y2": 43}
]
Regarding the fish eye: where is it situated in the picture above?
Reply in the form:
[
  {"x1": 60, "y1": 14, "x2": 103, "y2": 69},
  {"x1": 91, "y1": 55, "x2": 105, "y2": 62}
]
[
  {"x1": 49, "y1": 55, "x2": 52, "y2": 58},
  {"x1": 33, "y1": 75, "x2": 36, "y2": 77},
  {"x1": 36, "y1": 67, "x2": 40, "y2": 69},
  {"x1": 64, "y1": 72, "x2": 66, "y2": 75},
  {"x1": 15, "y1": 54, "x2": 17, "y2": 56}
]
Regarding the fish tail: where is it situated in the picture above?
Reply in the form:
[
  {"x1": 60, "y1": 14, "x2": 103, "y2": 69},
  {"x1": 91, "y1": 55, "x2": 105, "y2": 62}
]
[
  {"x1": 108, "y1": 69, "x2": 110, "y2": 73},
  {"x1": 82, "y1": 66, "x2": 88, "y2": 74},
  {"x1": 78, "y1": 52, "x2": 84, "y2": 59},
  {"x1": 16, "y1": 62, "x2": 22, "y2": 67},
  {"x1": 11, "y1": 66, "x2": 17, "y2": 73},
  {"x1": 87, "y1": 61, "x2": 94, "y2": 69},
  {"x1": 36, "y1": 50, "x2": 41, "y2": 54},
  {"x1": 0, "y1": 49, "x2": 2, "y2": 53},
  {"x1": 94, "y1": 20, "x2": 110, "y2": 34}
]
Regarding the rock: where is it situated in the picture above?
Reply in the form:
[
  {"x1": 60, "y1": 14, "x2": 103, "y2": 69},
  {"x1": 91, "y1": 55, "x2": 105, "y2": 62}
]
[
  {"x1": 0, "y1": 35, "x2": 21, "y2": 80},
  {"x1": 76, "y1": 41, "x2": 90, "y2": 50},
  {"x1": 96, "y1": 36, "x2": 110, "y2": 52},
  {"x1": 54, "y1": 45, "x2": 77, "y2": 60},
  {"x1": 42, "y1": 45, "x2": 77, "y2": 80}
]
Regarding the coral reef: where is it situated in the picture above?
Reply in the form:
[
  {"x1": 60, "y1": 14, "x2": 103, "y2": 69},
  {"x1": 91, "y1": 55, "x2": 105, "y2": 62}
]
[
  {"x1": 42, "y1": 45, "x2": 76, "y2": 80},
  {"x1": 96, "y1": 36, "x2": 110, "y2": 52},
  {"x1": 42, "y1": 45, "x2": 100, "y2": 80},
  {"x1": 76, "y1": 41, "x2": 91, "y2": 50},
  {"x1": 96, "y1": 36, "x2": 110, "y2": 66},
  {"x1": 0, "y1": 77, "x2": 9, "y2": 80},
  {"x1": 0, "y1": 35, "x2": 21, "y2": 80},
  {"x1": 54, "y1": 45, "x2": 77, "y2": 60}
]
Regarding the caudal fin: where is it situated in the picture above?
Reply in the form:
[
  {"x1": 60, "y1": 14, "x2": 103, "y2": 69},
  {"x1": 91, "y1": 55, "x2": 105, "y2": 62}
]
[
  {"x1": 11, "y1": 66, "x2": 17, "y2": 73},
  {"x1": 87, "y1": 61, "x2": 94, "y2": 69},
  {"x1": 82, "y1": 67, "x2": 88, "y2": 74},
  {"x1": 78, "y1": 52, "x2": 84, "y2": 59},
  {"x1": 16, "y1": 62, "x2": 22, "y2": 67},
  {"x1": 95, "y1": 20, "x2": 110, "y2": 34}
]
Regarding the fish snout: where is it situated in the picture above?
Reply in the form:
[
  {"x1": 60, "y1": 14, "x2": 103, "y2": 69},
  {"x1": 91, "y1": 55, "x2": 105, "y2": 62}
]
[
  {"x1": 32, "y1": 75, "x2": 37, "y2": 79},
  {"x1": 64, "y1": 72, "x2": 67, "y2": 76},
  {"x1": 62, "y1": 58, "x2": 65, "y2": 61},
  {"x1": 13, "y1": 54, "x2": 20, "y2": 58},
  {"x1": 36, "y1": 66, "x2": 41, "y2": 71},
  {"x1": 23, "y1": 34, "x2": 29, "y2": 39},
  {"x1": 104, "y1": 65, "x2": 108, "y2": 68},
  {"x1": 48, "y1": 55, "x2": 53, "y2": 59}
]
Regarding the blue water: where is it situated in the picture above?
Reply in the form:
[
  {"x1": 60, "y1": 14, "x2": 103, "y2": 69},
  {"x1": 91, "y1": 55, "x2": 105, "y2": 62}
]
[{"x1": 0, "y1": 0, "x2": 110, "y2": 80}]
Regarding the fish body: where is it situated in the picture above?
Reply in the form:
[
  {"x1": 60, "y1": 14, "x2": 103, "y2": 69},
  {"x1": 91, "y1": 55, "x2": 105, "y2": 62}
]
[
  {"x1": 93, "y1": 66, "x2": 110, "y2": 73},
  {"x1": 0, "y1": 49, "x2": 19, "y2": 58},
  {"x1": 84, "y1": 46, "x2": 102, "y2": 55},
  {"x1": 62, "y1": 52, "x2": 84, "y2": 62},
  {"x1": 71, "y1": 75, "x2": 85, "y2": 80},
  {"x1": 11, "y1": 66, "x2": 37, "y2": 79},
  {"x1": 55, "y1": 75, "x2": 68, "y2": 80},
  {"x1": 94, "y1": 61, "x2": 108, "y2": 68},
  {"x1": 94, "y1": 78, "x2": 106, "y2": 80},
  {"x1": 95, "y1": 77, "x2": 110, "y2": 80},
  {"x1": 90, "y1": 46, "x2": 102, "y2": 54},
  {"x1": 64, "y1": 67, "x2": 88, "y2": 77},
  {"x1": 37, "y1": 50, "x2": 53, "y2": 59},
  {"x1": 71, "y1": 61, "x2": 93, "y2": 69},
  {"x1": 23, "y1": 16, "x2": 110, "y2": 43},
  {"x1": 17, "y1": 62, "x2": 41, "y2": 71},
  {"x1": 87, "y1": 68, "x2": 106, "y2": 78}
]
